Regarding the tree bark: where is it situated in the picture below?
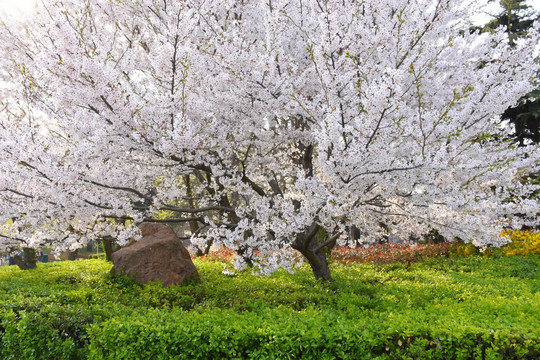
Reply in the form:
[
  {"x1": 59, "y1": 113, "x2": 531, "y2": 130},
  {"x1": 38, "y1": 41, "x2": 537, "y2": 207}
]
[
  {"x1": 67, "y1": 249, "x2": 78, "y2": 260},
  {"x1": 236, "y1": 243, "x2": 255, "y2": 268},
  {"x1": 291, "y1": 225, "x2": 333, "y2": 281},
  {"x1": 184, "y1": 175, "x2": 200, "y2": 238},
  {"x1": 288, "y1": 119, "x2": 332, "y2": 280},
  {"x1": 186, "y1": 174, "x2": 215, "y2": 257},
  {"x1": 13, "y1": 247, "x2": 37, "y2": 270},
  {"x1": 195, "y1": 238, "x2": 213, "y2": 257},
  {"x1": 300, "y1": 247, "x2": 332, "y2": 281},
  {"x1": 102, "y1": 238, "x2": 114, "y2": 261}
]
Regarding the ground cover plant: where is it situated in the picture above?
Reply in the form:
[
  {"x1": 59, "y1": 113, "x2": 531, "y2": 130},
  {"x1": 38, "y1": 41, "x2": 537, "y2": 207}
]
[
  {"x1": 0, "y1": 253, "x2": 539, "y2": 359},
  {"x1": 1, "y1": 0, "x2": 539, "y2": 281}
]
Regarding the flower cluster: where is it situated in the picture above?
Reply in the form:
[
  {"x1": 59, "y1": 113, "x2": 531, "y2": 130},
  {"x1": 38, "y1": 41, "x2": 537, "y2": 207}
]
[
  {"x1": 331, "y1": 243, "x2": 454, "y2": 265},
  {"x1": 196, "y1": 243, "x2": 454, "y2": 265},
  {"x1": 196, "y1": 247, "x2": 236, "y2": 263},
  {"x1": 196, "y1": 230, "x2": 539, "y2": 267}
]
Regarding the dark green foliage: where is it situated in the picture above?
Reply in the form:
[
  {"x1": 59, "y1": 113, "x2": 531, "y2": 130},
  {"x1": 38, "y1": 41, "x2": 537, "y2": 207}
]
[
  {"x1": 502, "y1": 88, "x2": 540, "y2": 145},
  {"x1": 482, "y1": 0, "x2": 537, "y2": 46},
  {"x1": 0, "y1": 257, "x2": 539, "y2": 359}
]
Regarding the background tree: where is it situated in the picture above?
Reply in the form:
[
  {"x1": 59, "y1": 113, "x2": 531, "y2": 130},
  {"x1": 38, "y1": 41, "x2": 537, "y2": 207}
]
[
  {"x1": 482, "y1": 0, "x2": 540, "y2": 145},
  {"x1": 0, "y1": 0, "x2": 538, "y2": 279}
]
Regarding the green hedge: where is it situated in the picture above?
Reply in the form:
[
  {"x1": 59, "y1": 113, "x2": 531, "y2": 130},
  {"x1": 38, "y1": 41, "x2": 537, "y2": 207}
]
[
  {"x1": 86, "y1": 308, "x2": 540, "y2": 360},
  {"x1": 1, "y1": 305, "x2": 94, "y2": 360},
  {"x1": 1, "y1": 257, "x2": 539, "y2": 359}
]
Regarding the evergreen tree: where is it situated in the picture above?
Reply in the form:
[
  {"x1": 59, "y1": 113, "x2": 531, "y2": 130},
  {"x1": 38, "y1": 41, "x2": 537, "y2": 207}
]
[{"x1": 484, "y1": 0, "x2": 540, "y2": 145}]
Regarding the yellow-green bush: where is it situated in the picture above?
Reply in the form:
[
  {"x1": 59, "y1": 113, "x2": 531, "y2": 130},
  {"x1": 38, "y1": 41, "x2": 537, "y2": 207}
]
[
  {"x1": 451, "y1": 231, "x2": 539, "y2": 257},
  {"x1": 450, "y1": 242, "x2": 478, "y2": 257},
  {"x1": 500, "y1": 230, "x2": 540, "y2": 256}
]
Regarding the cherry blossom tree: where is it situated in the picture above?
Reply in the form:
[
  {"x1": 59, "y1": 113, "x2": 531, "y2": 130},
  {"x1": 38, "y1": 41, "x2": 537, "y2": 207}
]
[{"x1": 0, "y1": 0, "x2": 538, "y2": 279}]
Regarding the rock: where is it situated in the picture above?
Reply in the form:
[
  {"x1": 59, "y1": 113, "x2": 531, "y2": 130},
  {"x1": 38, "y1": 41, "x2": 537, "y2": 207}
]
[{"x1": 111, "y1": 223, "x2": 200, "y2": 286}]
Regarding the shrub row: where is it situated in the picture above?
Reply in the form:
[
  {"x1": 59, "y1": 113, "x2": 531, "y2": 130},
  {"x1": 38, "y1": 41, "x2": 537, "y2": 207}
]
[
  {"x1": 1, "y1": 256, "x2": 539, "y2": 359},
  {"x1": 331, "y1": 242, "x2": 453, "y2": 264},
  {"x1": 2, "y1": 303, "x2": 538, "y2": 360},
  {"x1": 86, "y1": 307, "x2": 540, "y2": 360}
]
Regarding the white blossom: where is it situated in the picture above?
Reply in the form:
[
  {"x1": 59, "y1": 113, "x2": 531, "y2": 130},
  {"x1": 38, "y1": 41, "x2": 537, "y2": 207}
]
[{"x1": 0, "y1": 0, "x2": 538, "y2": 277}]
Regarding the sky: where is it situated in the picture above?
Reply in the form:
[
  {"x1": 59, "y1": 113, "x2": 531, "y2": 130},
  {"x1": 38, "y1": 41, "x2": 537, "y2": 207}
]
[
  {"x1": 0, "y1": 0, "x2": 539, "y2": 22},
  {"x1": 0, "y1": 0, "x2": 36, "y2": 14}
]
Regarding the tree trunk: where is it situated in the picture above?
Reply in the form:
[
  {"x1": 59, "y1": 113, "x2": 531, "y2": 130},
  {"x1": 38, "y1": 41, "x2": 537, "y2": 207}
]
[
  {"x1": 299, "y1": 247, "x2": 332, "y2": 281},
  {"x1": 184, "y1": 175, "x2": 201, "y2": 234},
  {"x1": 349, "y1": 225, "x2": 361, "y2": 247},
  {"x1": 102, "y1": 238, "x2": 114, "y2": 261},
  {"x1": 292, "y1": 225, "x2": 334, "y2": 281},
  {"x1": 195, "y1": 238, "x2": 213, "y2": 257},
  {"x1": 67, "y1": 249, "x2": 78, "y2": 260},
  {"x1": 236, "y1": 244, "x2": 255, "y2": 268},
  {"x1": 13, "y1": 247, "x2": 37, "y2": 270}
]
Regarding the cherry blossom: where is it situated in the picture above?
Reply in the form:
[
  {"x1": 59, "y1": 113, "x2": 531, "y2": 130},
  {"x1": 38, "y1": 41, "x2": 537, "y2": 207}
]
[{"x1": 0, "y1": 0, "x2": 538, "y2": 279}]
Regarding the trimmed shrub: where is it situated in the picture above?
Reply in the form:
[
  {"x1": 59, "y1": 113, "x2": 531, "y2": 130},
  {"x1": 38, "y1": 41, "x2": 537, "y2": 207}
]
[
  {"x1": 86, "y1": 308, "x2": 540, "y2": 360},
  {"x1": 1, "y1": 256, "x2": 539, "y2": 359}
]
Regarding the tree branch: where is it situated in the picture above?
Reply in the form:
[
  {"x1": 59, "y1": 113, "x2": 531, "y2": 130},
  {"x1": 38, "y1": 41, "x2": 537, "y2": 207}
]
[
  {"x1": 84, "y1": 179, "x2": 152, "y2": 201},
  {"x1": 313, "y1": 232, "x2": 341, "y2": 253},
  {"x1": 102, "y1": 215, "x2": 205, "y2": 223}
]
